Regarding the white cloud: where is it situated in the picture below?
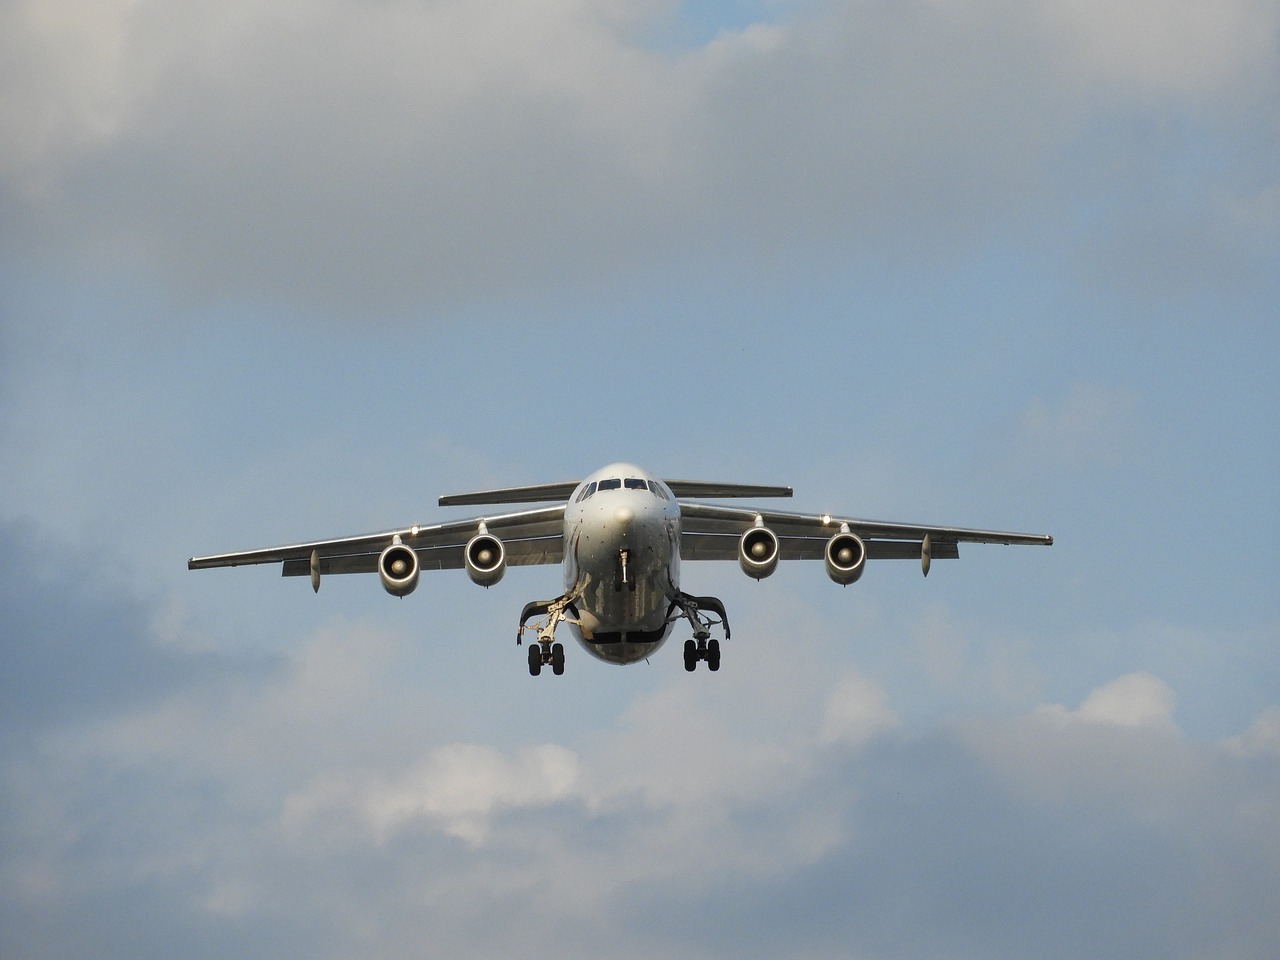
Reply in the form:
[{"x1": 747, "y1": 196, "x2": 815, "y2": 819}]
[
  {"x1": 1036, "y1": 671, "x2": 1178, "y2": 731},
  {"x1": 586, "y1": 682, "x2": 802, "y2": 807},
  {"x1": 287, "y1": 741, "x2": 580, "y2": 845},
  {"x1": 1037, "y1": 0, "x2": 1280, "y2": 94},
  {"x1": 1222, "y1": 706, "x2": 1280, "y2": 758},
  {"x1": 0, "y1": 0, "x2": 137, "y2": 190},
  {"x1": 820, "y1": 671, "x2": 898, "y2": 747}
]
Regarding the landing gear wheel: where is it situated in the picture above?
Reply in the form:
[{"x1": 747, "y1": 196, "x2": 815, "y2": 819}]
[
  {"x1": 551, "y1": 642, "x2": 565, "y2": 675},
  {"x1": 527, "y1": 644, "x2": 543, "y2": 676},
  {"x1": 706, "y1": 638, "x2": 721, "y2": 672},
  {"x1": 683, "y1": 639, "x2": 698, "y2": 672}
]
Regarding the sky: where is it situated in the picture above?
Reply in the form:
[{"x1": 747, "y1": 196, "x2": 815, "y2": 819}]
[{"x1": 2, "y1": 0, "x2": 1278, "y2": 957}]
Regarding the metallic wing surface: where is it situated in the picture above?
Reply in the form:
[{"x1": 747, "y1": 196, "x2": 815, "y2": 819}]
[
  {"x1": 678, "y1": 502, "x2": 1052, "y2": 564},
  {"x1": 188, "y1": 506, "x2": 565, "y2": 580}
]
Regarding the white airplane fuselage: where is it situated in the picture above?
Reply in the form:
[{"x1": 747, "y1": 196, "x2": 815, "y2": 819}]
[{"x1": 561, "y1": 463, "x2": 682, "y2": 665}]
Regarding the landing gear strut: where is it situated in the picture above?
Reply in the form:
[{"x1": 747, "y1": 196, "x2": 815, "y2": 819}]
[{"x1": 614, "y1": 549, "x2": 637, "y2": 592}]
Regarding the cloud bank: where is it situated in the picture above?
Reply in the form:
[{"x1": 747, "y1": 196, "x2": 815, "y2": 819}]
[
  {"x1": 4, "y1": 0, "x2": 1277, "y2": 314},
  {"x1": 4, "y1": 531, "x2": 1278, "y2": 959}
]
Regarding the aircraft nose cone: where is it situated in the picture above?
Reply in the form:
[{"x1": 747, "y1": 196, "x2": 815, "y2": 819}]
[{"x1": 614, "y1": 505, "x2": 635, "y2": 526}]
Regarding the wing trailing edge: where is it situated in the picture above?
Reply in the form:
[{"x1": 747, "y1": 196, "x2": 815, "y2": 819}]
[
  {"x1": 438, "y1": 482, "x2": 580, "y2": 506},
  {"x1": 663, "y1": 480, "x2": 793, "y2": 499}
]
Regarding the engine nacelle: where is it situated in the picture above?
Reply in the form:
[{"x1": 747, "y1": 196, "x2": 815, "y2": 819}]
[
  {"x1": 378, "y1": 542, "x2": 420, "y2": 597},
  {"x1": 739, "y1": 525, "x2": 780, "y2": 580},
  {"x1": 465, "y1": 532, "x2": 507, "y2": 587},
  {"x1": 824, "y1": 531, "x2": 866, "y2": 585}
]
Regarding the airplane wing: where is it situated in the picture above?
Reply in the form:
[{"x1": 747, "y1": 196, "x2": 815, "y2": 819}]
[
  {"x1": 188, "y1": 505, "x2": 566, "y2": 578},
  {"x1": 678, "y1": 502, "x2": 1052, "y2": 563}
]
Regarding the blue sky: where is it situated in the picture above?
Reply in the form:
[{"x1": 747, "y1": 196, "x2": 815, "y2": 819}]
[{"x1": 2, "y1": 1, "x2": 1279, "y2": 957}]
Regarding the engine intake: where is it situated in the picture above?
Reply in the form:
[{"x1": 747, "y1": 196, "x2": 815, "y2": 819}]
[
  {"x1": 824, "y1": 531, "x2": 866, "y2": 585},
  {"x1": 739, "y1": 525, "x2": 780, "y2": 580},
  {"x1": 378, "y1": 542, "x2": 420, "y2": 597},
  {"x1": 465, "y1": 532, "x2": 507, "y2": 587}
]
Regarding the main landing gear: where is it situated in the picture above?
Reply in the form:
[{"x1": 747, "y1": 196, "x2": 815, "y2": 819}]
[
  {"x1": 670, "y1": 592, "x2": 730, "y2": 673},
  {"x1": 517, "y1": 594, "x2": 579, "y2": 676},
  {"x1": 515, "y1": 590, "x2": 732, "y2": 676},
  {"x1": 527, "y1": 641, "x2": 565, "y2": 676},
  {"x1": 684, "y1": 637, "x2": 721, "y2": 672}
]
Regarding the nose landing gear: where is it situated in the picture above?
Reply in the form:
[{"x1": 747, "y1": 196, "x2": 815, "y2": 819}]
[{"x1": 614, "y1": 549, "x2": 637, "y2": 592}]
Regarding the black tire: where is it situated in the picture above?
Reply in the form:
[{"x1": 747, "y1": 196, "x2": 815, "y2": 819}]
[
  {"x1": 551, "y1": 642, "x2": 565, "y2": 675},
  {"x1": 706, "y1": 638, "x2": 721, "y2": 672},
  {"x1": 683, "y1": 638, "x2": 698, "y2": 672},
  {"x1": 527, "y1": 645, "x2": 542, "y2": 676}
]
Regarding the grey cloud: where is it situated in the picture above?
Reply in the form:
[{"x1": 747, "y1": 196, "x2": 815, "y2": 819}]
[
  {"x1": 6, "y1": 648, "x2": 1278, "y2": 959},
  {"x1": 5, "y1": 1, "x2": 1274, "y2": 317},
  {"x1": 0, "y1": 519, "x2": 269, "y2": 733},
  {"x1": 610, "y1": 723, "x2": 1280, "y2": 960}
]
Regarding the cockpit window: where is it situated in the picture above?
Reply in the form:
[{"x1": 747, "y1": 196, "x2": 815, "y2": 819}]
[{"x1": 582, "y1": 477, "x2": 666, "y2": 499}]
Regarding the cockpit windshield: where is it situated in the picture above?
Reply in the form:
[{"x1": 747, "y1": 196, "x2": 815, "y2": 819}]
[{"x1": 578, "y1": 476, "x2": 667, "y2": 501}]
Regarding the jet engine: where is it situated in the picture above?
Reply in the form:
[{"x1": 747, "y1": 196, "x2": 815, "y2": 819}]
[
  {"x1": 465, "y1": 532, "x2": 507, "y2": 587},
  {"x1": 378, "y1": 542, "x2": 420, "y2": 597},
  {"x1": 824, "y1": 531, "x2": 866, "y2": 585},
  {"x1": 738, "y1": 525, "x2": 780, "y2": 580}
]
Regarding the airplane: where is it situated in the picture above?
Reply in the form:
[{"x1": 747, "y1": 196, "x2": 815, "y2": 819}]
[{"x1": 188, "y1": 461, "x2": 1052, "y2": 675}]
